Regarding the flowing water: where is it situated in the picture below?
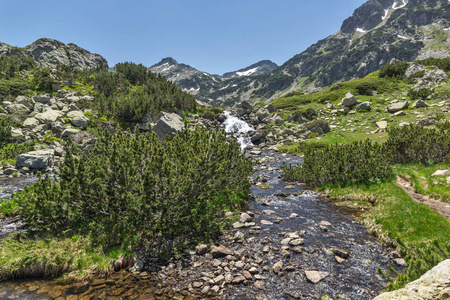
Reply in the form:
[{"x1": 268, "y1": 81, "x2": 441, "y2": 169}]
[
  {"x1": 222, "y1": 111, "x2": 254, "y2": 150},
  {"x1": 0, "y1": 114, "x2": 402, "y2": 299}
]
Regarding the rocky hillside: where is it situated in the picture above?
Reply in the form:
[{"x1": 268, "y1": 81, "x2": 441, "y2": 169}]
[
  {"x1": 151, "y1": 0, "x2": 450, "y2": 107},
  {"x1": 149, "y1": 58, "x2": 277, "y2": 107},
  {"x1": 0, "y1": 38, "x2": 108, "y2": 70}
]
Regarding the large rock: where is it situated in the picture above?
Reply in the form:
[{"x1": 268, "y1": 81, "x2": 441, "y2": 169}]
[
  {"x1": 256, "y1": 108, "x2": 270, "y2": 121},
  {"x1": 6, "y1": 103, "x2": 30, "y2": 115},
  {"x1": 374, "y1": 259, "x2": 450, "y2": 300},
  {"x1": 239, "y1": 100, "x2": 253, "y2": 110},
  {"x1": 341, "y1": 92, "x2": 357, "y2": 107},
  {"x1": 356, "y1": 101, "x2": 371, "y2": 111},
  {"x1": 16, "y1": 149, "x2": 54, "y2": 169},
  {"x1": 23, "y1": 118, "x2": 39, "y2": 129},
  {"x1": 35, "y1": 110, "x2": 64, "y2": 125},
  {"x1": 32, "y1": 94, "x2": 51, "y2": 104},
  {"x1": 262, "y1": 113, "x2": 284, "y2": 125},
  {"x1": 15, "y1": 96, "x2": 34, "y2": 109},
  {"x1": 305, "y1": 120, "x2": 330, "y2": 135},
  {"x1": 412, "y1": 100, "x2": 428, "y2": 108},
  {"x1": 387, "y1": 101, "x2": 410, "y2": 113},
  {"x1": 67, "y1": 111, "x2": 90, "y2": 129},
  {"x1": 153, "y1": 112, "x2": 184, "y2": 140}
]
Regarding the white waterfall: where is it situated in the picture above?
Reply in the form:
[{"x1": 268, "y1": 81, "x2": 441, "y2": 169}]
[{"x1": 222, "y1": 111, "x2": 254, "y2": 150}]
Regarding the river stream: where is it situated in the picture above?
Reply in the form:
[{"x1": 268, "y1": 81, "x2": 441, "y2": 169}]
[{"x1": 0, "y1": 112, "x2": 402, "y2": 299}]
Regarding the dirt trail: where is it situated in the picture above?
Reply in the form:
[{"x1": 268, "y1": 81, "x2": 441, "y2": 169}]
[{"x1": 397, "y1": 176, "x2": 450, "y2": 221}]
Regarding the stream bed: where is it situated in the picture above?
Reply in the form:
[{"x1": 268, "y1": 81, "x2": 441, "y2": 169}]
[{"x1": 0, "y1": 150, "x2": 403, "y2": 299}]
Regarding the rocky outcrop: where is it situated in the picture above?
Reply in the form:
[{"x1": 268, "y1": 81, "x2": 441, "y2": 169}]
[
  {"x1": 404, "y1": 63, "x2": 448, "y2": 87},
  {"x1": 0, "y1": 38, "x2": 108, "y2": 70},
  {"x1": 374, "y1": 259, "x2": 450, "y2": 300}
]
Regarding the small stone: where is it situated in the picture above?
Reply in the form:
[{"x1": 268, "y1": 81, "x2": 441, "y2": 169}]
[
  {"x1": 242, "y1": 270, "x2": 252, "y2": 280},
  {"x1": 292, "y1": 246, "x2": 303, "y2": 253},
  {"x1": 192, "y1": 282, "x2": 203, "y2": 288},
  {"x1": 272, "y1": 261, "x2": 283, "y2": 274},
  {"x1": 232, "y1": 222, "x2": 245, "y2": 229},
  {"x1": 394, "y1": 258, "x2": 408, "y2": 267},
  {"x1": 254, "y1": 281, "x2": 266, "y2": 290},
  {"x1": 289, "y1": 238, "x2": 304, "y2": 246},
  {"x1": 211, "y1": 245, "x2": 233, "y2": 258},
  {"x1": 232, "y1": 275, "x2": 246, "y2": 284},
  {"x1": 240, "y1": 212, "x2": 252, "y2": 223},
  {"x1": 260, "y1": 220, "x2": 273, "y2": 225},
  {"x1": 335, "y1": 256, "x2": 346, "y2": 264},
  {"x1": 210, "y1": 285, "x2": 220, "y2": 293},
  {"x1": 281, "y1": 238, "x2": 291, "y2": 245},
  {"x1": 305, "y1": 270, "x2": 329, "y2": 284},
  {"x1": 289, "y1": 213, "x2": 298, "y2": 219},
  {"x1": 196, "y1": 244, "x2": 209, "y2": 255},
  {"x1": 234, "y1": 231, "x2": 245, "y2": 241},
  {"x1": 333, "y1": 248, "x2": 350, "y2": 259},
  {"x1": 320, "y1": 221, "x2": 332, "y2": 226},
  {"x1": 201, "y1": 286, "x2": 210, "y2": 295},
  {"x1": 213, "y1": 275, "x2": 225, "y2": 284}
]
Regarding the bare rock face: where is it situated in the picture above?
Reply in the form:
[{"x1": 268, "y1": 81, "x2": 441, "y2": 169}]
[
  {"x1": 374, "y1": 259, "x2": 450, "y2": 300},
  {"x1": 0, "y1": 38, "x2": 108, "y2": 70}
]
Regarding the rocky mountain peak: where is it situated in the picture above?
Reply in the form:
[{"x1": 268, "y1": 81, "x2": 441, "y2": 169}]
[{"x1": 0, "y1": 38, "x2": 108, "y2": 70}]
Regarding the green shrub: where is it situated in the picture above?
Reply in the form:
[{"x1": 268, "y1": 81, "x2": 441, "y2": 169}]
[
  {"x1": 0, "y1": 117, "x2": 12, "y2": 143},
  {"x1": 0, "y1": 142, "x2": 34, "y2": 161},
  {"x1": 15, "y1": 127, "x2": 253, "y2": 258},
  {"x1": 407, "y1": 88, "x2": 434, "y2": 100},
  {"x1": 355, "y1": 79, "x2": 387, "y2": 95},
  {"x1": 417, "y1": 57, "x2": 450, "y2": 73},
  {"x1": 282, "y1": 140, "x2": 393, "y2": 185},
  {"x1": 379, "y1": 61, "x2": 409, "y2": 78},
  {"x1": 0, "y1": 77, "x2": 31, "y2": 100},
  {"x1": 386, "y1": 125, "x2": 450, "y2": 164}
]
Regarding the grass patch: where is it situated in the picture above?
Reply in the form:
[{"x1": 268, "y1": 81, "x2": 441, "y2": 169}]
[
  {"x1": 321, "y1": 179, "x2": 450, "y2": 290},
  {"x1": 394, "y1": 163, "x2": 450, "y2": 202},
  {"x1": 258, "y1": 183, "x2": 273, "y2": 189},
  {"x1": 0, "y1": 233, "x2": 132, "y2": 282}
]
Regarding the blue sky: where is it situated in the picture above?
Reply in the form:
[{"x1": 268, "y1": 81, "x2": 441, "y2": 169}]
[{"x1": 0, "y1": 0, "x2": 366, "y2": 75}]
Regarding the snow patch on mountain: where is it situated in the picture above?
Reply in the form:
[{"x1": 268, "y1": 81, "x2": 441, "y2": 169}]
[{"x1": 236, "y1": 67, "x2": 259, "y2": 77}]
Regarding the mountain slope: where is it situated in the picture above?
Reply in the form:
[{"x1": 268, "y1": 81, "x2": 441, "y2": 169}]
[
  {"x1": 151, "y1": 0, "x2": 450, "y2": 107},
  {"x1": 253, "y1": 0, "x2": 450, "y2": 99},
  {"x1": 0, "y1": 38, "x2": 108, "y2": 69}
]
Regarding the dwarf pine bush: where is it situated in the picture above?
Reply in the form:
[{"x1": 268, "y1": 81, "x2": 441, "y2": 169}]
[
  {"x1": 282, "y1": 140, "x2": 393, "y2": 185},
  {"x1": 386, "y1": 124, "x2": 450, "y2": 164},
  {"x1": 15, "y1": 127, "x2": 253, "y2": 257}
]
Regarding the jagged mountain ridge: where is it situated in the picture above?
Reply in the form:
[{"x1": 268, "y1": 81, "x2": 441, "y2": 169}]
[
  {"x1": 151, "y1": 0, "x2": 450, "y2": 107},
  {"x1": 0, "y1": 38, "x2": 108, "y2": 70},
  {"x1": 149, "y1": 58, "x2": 277, "y2": 106}
]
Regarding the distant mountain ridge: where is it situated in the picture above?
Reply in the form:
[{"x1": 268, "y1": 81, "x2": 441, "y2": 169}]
[
  {"x1": 0, "y1": 38, "x2": 108, "y2": 70},
  {"x1": 149, "y1": 58, "x2": 277, "y2": 106}
]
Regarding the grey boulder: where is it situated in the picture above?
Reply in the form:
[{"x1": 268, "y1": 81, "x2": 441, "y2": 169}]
[
  {"x1": 153, "y1": 112, "x2": 185, "y2": 140},
  {"x1": 6, "y1": 103, "x2": 30, "y2": 115},
  {"x1": 387, "y1": 101, "x2": 410, "y2": 113},
  {"x1": 16, "y1": 149, "x2": 54, "y2": 169},
  {"x1": 341, "y1": 92, "x2": 357, "y2": 107}
]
